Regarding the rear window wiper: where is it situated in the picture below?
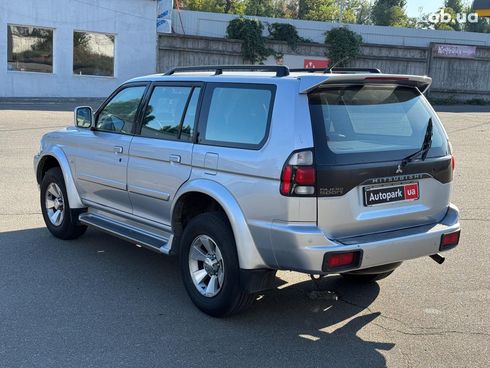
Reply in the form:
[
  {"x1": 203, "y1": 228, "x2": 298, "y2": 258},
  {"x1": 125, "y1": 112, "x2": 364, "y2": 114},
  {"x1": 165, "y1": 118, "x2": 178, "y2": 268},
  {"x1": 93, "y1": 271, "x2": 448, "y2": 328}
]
[{"x1": 399, "y1": 117, "x2": 433, "y2": 169}]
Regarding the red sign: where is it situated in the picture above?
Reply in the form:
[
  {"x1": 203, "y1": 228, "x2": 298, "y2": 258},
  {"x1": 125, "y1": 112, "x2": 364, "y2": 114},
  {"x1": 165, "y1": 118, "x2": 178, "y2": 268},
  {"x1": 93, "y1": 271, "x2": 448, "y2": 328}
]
[
  {"x1": 304, "y1": 59, "x2": 330, "y2": 69},
  {"x1": 404, "y1": 183, "x2": 419, "y2": 200}
]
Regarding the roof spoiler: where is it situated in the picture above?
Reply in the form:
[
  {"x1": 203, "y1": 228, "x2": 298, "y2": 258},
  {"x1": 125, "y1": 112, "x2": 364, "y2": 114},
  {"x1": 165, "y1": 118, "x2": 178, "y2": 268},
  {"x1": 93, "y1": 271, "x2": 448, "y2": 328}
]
[{"x1": 299, "y1": 74, "x2": 432, "y2": 94}]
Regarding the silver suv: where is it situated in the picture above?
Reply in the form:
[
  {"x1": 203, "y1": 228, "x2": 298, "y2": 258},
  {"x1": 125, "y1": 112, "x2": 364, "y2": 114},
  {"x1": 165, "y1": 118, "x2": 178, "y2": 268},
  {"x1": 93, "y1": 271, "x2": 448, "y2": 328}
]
[{"x1": 34, "y1": 65, "x2": 461, "y2": 317}]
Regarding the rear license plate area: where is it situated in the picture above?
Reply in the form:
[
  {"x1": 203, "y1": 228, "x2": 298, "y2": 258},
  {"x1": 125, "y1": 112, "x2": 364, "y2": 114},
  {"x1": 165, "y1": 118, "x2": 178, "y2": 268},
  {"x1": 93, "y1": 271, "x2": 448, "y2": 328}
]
[{"x1": 363, "y1": 182, "x2": 419, "y2": 206}]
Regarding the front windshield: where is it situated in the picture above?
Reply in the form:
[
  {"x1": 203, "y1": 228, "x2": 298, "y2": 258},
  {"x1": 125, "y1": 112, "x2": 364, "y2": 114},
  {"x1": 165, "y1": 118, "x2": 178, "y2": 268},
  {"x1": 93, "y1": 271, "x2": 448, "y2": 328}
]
[{"x1": 308, "y1": 84, "x2": 449, "y2": 165}]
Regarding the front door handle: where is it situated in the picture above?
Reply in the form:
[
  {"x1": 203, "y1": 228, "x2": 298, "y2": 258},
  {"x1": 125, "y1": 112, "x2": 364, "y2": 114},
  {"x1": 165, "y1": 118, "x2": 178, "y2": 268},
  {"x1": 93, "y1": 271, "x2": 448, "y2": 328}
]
[
  {"x1": 114, "y1": 146, "x2": 123, "y2": 154},
  {"x1": 169, "y1": 154, "x2": 181, "y2": 163}
]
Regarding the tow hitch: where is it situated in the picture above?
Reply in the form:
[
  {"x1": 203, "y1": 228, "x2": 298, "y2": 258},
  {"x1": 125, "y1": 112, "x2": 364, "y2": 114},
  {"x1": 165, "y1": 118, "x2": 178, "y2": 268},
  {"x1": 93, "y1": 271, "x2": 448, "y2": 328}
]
[{"x1": 430, "y1": 254, "x2": 445, "y2": 264}]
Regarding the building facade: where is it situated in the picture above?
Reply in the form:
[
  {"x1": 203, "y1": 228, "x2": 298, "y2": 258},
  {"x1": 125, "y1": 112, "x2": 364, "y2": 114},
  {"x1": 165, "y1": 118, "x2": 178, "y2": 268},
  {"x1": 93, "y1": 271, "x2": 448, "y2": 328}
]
[{"x1": 1, "y1": 0, "x2": 158, "y2": 97}]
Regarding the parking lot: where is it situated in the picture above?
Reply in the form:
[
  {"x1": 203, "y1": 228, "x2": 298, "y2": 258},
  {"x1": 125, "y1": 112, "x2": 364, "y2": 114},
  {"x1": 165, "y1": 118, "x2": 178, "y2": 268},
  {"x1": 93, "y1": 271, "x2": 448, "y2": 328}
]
[{"x1": 0, "y1": 104, "x2": 489, "y2": 368}]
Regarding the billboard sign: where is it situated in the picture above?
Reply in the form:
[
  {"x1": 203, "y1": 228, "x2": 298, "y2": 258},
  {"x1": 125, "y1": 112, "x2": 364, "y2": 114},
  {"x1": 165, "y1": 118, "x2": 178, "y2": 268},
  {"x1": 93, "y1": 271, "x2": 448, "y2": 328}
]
[{"x1": 433, "y1": 44, "x2": 477, "y2": 59}]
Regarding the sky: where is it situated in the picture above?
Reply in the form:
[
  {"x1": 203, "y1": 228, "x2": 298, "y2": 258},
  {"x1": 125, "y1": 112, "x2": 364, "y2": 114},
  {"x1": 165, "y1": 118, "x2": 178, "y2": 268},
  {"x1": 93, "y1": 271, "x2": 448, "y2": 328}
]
[{"x1": 405, "y1": 0, "x2": 471, "y2": 17}]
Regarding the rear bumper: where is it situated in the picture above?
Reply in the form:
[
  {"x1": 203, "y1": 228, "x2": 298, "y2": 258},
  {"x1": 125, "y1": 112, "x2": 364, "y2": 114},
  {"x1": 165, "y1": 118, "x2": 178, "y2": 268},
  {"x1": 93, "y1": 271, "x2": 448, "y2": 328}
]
[{"x1": 270, "y1": 204, "x2": 460, "y2": 274}]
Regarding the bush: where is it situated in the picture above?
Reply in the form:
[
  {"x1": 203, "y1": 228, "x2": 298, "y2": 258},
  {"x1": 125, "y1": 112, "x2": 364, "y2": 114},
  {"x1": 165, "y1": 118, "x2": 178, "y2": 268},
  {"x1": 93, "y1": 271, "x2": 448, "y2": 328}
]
[
  {"x1": 226, "y1": 17, "x2": 271, "y2": 63},
  {"x1": 268, "y1": 23, "x2": 310, "y2": 50},
  {"x1": 324, "y1": 27, "x2": 362, "y2": 66}
]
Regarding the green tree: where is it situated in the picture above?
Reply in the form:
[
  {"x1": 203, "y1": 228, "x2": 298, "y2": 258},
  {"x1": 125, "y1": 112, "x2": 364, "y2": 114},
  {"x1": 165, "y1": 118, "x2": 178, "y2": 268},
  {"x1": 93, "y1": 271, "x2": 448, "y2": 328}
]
[
  {"x1": 325, "y1": 27, "x2": 363, "y2": 66},
  {"x1": 180, "y1": 0, "x2": 244, "y2": 14},
  {"x1": 442, "y1": 1, "x2": 465, "y2": 31},
  {"x1": 445, "y1": 0, "x2": 464, "y2": 14},
  {"x1": 464, "y1": 5, "x2": 490, "y2": 33},
  {"x1": 351, "y1": 0, "x2": 373, "y2": 25},
  {"x1": 244, "y1": 0, "x2": 275, "y2": 17},
  {"x1": 436, "y1": 7, "x2": 459, "y2": 31},
  {"x1": 371, "y1": 0, "x2": 409, "y2": 27},
  {"x1": 281, "y1": 0, "x2": 300, "y2": 19},
  {"x1": 299, "y1": 0, "x2": 357, "y2": 23}
]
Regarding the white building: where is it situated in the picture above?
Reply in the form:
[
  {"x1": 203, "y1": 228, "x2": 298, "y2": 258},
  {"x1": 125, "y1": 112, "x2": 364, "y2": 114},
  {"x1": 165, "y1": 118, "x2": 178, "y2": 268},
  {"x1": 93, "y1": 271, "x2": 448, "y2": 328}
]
[{"x1": 0, "y1": 0, "x2": 158, "y2": 98}]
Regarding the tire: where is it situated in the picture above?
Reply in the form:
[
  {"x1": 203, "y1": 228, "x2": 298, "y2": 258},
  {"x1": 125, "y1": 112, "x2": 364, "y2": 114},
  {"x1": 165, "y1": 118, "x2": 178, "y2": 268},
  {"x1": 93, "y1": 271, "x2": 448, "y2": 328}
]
[
  {"x1": 341, "y1": 270, "x2": 394, "y2": 283},
  {"x1": 179, "y1": 212, "x2": 255, "y2": 317},
  {"x1": 40, "y1": 167, "x2": 87, "y2": 240}
]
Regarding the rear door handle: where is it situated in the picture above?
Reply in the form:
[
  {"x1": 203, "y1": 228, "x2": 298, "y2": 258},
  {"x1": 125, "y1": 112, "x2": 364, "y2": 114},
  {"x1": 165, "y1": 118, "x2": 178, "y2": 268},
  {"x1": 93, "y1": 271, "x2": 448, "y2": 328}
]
[
  {"x1": 169, "y1": 154, "x2": 181, "y2": 163},
  {"x1": 114, "y1": 146, "x2": 123, "y2": 154}
]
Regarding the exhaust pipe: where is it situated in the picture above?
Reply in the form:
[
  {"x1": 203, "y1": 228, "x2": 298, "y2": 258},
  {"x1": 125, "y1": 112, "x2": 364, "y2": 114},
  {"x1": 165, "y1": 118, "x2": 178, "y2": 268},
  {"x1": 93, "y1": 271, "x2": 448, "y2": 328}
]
[{"x1": 430, "y1": 254, "x2": 445, "y2": 264}]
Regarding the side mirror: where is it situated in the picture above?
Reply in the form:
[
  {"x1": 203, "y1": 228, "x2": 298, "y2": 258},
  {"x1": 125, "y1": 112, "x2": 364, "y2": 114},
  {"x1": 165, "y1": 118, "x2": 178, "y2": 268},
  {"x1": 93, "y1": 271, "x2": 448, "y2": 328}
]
[{"x1": 74, "y1": 106, "x2": 93, "y2": 128}]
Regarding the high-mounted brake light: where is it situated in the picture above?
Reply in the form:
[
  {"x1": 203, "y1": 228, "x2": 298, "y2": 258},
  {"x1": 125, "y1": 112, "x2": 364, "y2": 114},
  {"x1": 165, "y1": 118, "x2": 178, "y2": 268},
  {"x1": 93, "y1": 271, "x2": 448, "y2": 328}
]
[
  {"x1": 280, "y1": 150, "x2": 316, "y2": 196},
  {"x1": 364, "y1": 76, "x2": 410, "y2": 81}
]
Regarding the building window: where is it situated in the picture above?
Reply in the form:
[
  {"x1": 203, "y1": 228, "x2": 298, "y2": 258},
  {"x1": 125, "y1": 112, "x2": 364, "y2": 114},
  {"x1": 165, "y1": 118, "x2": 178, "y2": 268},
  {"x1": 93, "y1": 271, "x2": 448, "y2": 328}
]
[
  {"x1": 7, "y1": 25, "x2": 53, "y2": 73},
  {"x1": 73, "y1": 31, "x2": 115, "y2": 77}
]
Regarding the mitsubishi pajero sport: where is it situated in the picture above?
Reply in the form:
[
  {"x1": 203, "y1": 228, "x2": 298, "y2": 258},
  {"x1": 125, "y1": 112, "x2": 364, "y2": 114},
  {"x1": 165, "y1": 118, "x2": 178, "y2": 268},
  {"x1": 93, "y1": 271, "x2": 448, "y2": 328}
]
[{"x1": 34, "y1": 65, "x2": 461, "y2": 317}]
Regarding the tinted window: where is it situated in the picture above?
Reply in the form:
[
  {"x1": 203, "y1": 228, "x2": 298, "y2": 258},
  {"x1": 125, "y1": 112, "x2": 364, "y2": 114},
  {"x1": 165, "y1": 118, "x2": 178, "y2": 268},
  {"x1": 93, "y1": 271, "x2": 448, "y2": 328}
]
[
  {"x1": 73, "y1": 31, "x2": 115, "y2": 77},
  {"x1": 7, "y1": 25, "x2": 53, "y2": 73},
  {"x1": 96, "y1": 86, "x2": 146, "y2": 134},
  {"x1": 309, "y1": 85, "x2": 448, "y2": 164},
  {"x1": 202, "y1": 85, "x2": 273, "y2": 148},
  {"x1": 141, "y1": 86, "x2": 200, "y2": 141}
]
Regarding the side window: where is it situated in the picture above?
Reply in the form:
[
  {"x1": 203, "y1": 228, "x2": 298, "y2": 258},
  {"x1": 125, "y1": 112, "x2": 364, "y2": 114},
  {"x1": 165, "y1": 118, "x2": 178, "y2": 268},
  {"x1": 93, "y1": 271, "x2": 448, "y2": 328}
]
[
  {"x1": 96, "y1": 86, "x2": 146, "y2": 134},
  {"x1": 140, "y1": 86, "x2": 200, "y2": 141},
  {"x1": 202, "y1": 85, "x2": 274, "y2": 148}
]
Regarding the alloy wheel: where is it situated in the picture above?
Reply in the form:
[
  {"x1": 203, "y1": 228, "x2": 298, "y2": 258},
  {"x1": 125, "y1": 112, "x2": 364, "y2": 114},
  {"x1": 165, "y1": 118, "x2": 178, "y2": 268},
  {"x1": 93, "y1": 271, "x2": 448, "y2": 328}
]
[
  {"x1": 188, "y1": 234, "x2": 225, "y2": 297},
  {"x1": 45, "y1": 182, "x2": 65, "y2": 226}
]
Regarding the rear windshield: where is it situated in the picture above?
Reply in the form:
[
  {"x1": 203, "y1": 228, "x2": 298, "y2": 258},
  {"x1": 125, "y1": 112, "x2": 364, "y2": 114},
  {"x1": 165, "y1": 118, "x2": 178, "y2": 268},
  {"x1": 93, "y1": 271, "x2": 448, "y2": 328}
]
[{"x1": 308, "y1": 85, "x2": 449, "y2": 165}]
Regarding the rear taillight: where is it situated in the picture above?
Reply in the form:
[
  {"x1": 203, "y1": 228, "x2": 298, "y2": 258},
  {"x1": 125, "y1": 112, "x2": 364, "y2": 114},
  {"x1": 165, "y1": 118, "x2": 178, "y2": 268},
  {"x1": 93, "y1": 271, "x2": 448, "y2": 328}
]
[
  {"x1": 323, "y1": 250, "x2": 362, "y2": 271},
  {"x1": 451, "y1": 155, "x2": 455, "y2": 172},
  {"x1": 440, "y1": 230, "x2": 460, "y2": 251},
  {"x1": 280, "y1": 150, "x2": 316, "y2": 196}
]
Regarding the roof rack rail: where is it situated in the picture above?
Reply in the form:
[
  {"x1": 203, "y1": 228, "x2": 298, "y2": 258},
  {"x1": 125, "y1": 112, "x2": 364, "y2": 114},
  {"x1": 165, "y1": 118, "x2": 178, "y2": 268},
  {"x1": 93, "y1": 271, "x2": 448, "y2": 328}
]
[
  {"x1": 290, "y1": 67, "x2": 382, "y2": 74},
  {"x1": 165, "y1": 65, "x2": 290, "y2": 77}
]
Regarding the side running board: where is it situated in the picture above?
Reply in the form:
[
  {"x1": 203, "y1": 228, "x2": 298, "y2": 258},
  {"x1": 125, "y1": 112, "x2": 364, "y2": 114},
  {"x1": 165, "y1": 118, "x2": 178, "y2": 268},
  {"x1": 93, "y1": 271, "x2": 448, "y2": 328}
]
[{"x1": 78, "y1": 213, "x2": 172, "y2": 254}]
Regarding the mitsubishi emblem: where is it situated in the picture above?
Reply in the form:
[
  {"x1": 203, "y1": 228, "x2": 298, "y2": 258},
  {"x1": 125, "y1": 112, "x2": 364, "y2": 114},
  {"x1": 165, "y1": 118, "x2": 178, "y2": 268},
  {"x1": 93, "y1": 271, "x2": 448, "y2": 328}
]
[{"x1": 395, "y1": 164, "x2": 403, "y2": 174}]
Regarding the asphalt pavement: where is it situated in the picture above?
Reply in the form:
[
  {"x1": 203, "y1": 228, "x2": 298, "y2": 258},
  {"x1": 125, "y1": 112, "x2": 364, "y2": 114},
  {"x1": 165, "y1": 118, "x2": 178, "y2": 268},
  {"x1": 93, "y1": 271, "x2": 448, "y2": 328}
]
[{"x1": 0, "y1": 105, "x2": 488, "y2": 368}]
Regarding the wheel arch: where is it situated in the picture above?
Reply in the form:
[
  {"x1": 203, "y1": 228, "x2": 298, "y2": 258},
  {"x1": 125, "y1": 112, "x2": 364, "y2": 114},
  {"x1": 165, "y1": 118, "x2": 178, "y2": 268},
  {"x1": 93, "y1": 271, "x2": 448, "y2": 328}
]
[
  {"x1": 36, "y1": 148, "x2": 84, "y2": 209},
  {"x1": 171, "y1": 179, "x2": 268, "y2": 270}
]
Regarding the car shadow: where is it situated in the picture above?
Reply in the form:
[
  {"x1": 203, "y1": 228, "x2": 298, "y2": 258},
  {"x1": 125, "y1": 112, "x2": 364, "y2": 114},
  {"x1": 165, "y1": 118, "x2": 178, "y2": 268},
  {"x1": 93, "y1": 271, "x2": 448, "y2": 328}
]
[{"x1": 0, "y1": 226, "x2": 394, "y2": 367}]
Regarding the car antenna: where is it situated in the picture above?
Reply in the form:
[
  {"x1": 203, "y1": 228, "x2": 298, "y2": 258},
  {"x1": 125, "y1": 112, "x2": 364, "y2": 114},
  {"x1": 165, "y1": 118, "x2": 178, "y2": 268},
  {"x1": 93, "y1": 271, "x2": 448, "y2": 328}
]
[{"x1": 326, "y1": 56, "x2": 350, "y2": 73}]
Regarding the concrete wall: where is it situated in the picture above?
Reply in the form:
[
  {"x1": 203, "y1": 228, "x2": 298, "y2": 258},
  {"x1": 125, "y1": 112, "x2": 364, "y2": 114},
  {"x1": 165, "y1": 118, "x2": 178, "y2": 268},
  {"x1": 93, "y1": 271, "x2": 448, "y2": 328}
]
[
  {"x1": 158, "y1": 33, "x2": 244, "y2": 72},
  {"x1": 158, "y1": 33, "x2": 490, "y2": 102},
  {"x1": 429, "y1": 45, "x2": 490, "y2": 101},
  {"x1": 0, "y1": 0, "x2": 157, "y2": 98},
  {"x1": 172, "y1": 10, "x2": 490, "y2": 48}
]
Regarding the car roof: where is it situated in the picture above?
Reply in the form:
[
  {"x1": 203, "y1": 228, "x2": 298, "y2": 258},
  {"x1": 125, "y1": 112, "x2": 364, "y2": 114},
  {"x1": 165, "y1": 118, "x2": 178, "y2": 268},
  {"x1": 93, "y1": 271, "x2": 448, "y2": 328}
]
[{"x1": 126, "y1": 70, "x2": 432, "y2": 94}]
